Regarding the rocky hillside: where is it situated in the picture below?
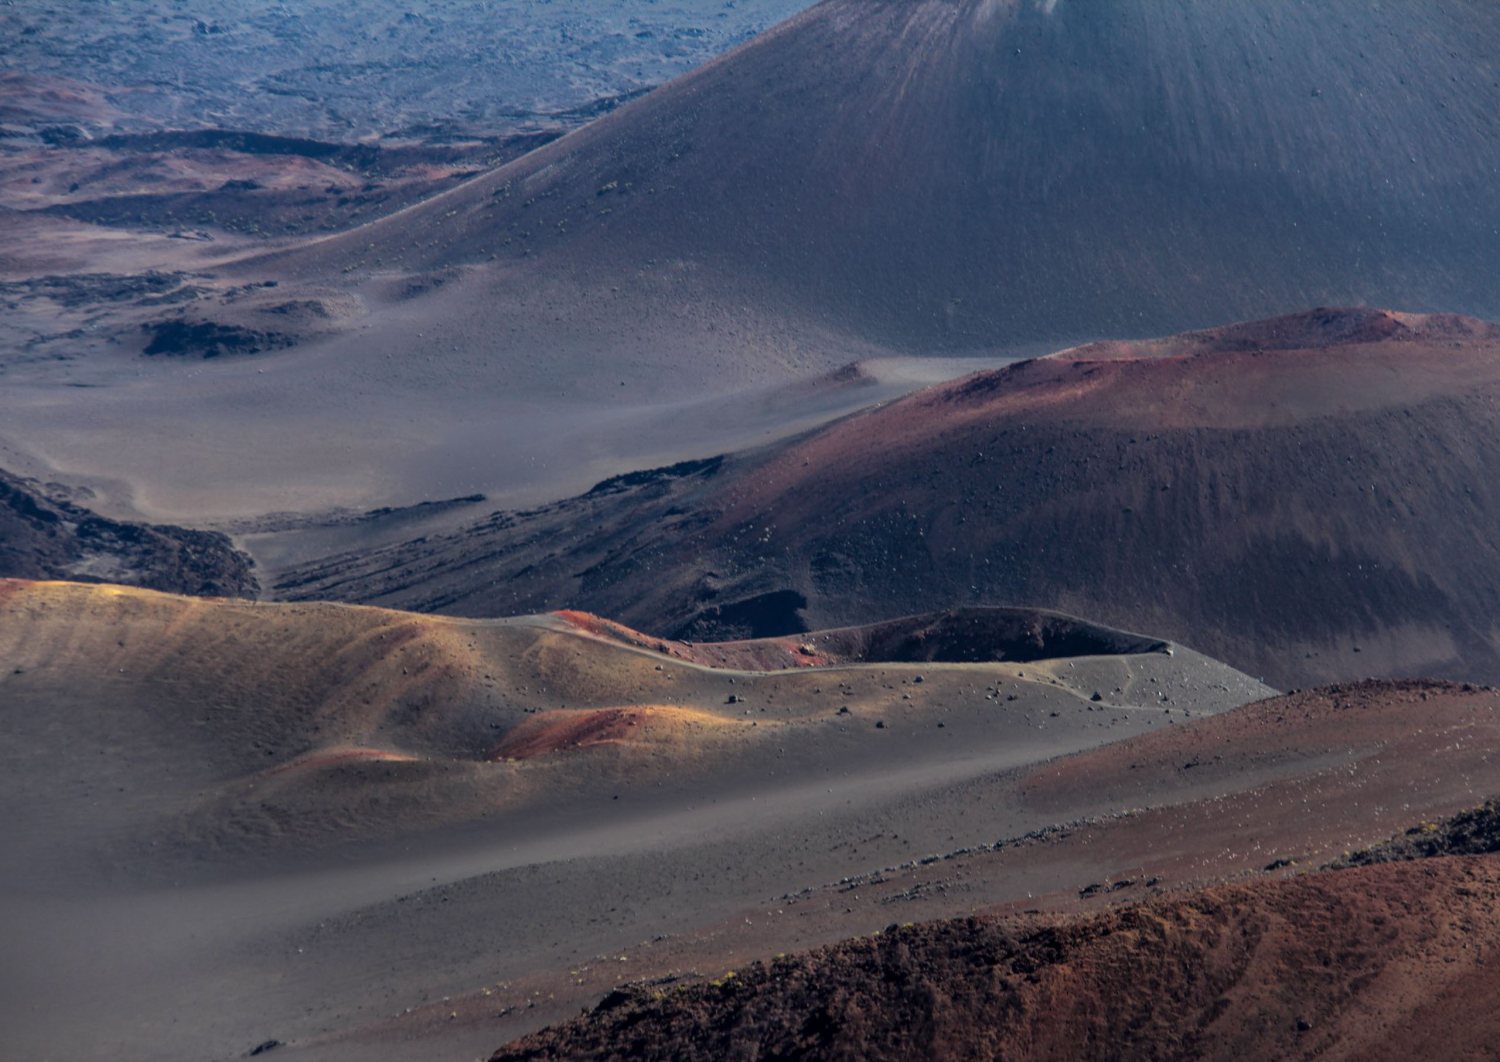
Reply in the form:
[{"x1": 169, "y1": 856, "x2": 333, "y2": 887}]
[{"x1": 0, "y1": 470, "x2": 256, "y2": 596}]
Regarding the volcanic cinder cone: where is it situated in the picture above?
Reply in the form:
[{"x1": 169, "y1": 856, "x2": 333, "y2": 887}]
[{"x1": 270, "y1": 0, "x2": 1500, "y2": 362}]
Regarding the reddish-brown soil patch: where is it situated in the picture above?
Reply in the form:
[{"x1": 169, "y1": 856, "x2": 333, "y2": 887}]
[
  {"x1": 488, "y1": 706, "x2": 731, "y2": 762},
  {"x1": 555, "y1": 611, "x2": 679, "y2": 655},
  {"x1": 489, "y1": 702, "x2": 741, "y2": 759},
  {"x1": 489, "y1": 708, "x2": 647, "y2": 761},
  {"x1": 556, "y1": 608, "x2": 819, "y2": 669},
  {"x1": 492, "y1": 855, "x2": 1500, "y2": 1061}
]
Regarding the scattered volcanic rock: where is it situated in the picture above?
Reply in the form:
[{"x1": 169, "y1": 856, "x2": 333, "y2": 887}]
[
  {"x1": 279, "y1": 308, "x2": 1500, "y2": 688},
  {"x1": 1335, "y1": 798, "x2": 1500, "y2": 868},
  {"x1": 0, "y1": 470, "x2": 256, "y2": 596},
  {"x1": 491, "y1": 855, "x2": 1500, "y2": 1062}
]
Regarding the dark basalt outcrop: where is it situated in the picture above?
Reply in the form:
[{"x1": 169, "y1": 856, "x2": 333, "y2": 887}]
[{"x1": 0, "y1": 469, "x2": 257, "y2": 597}]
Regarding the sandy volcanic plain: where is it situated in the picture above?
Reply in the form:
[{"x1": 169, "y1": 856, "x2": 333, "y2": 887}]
[{"x1": 4, "y1": 1, "x2": 1500, "y2": 1059}]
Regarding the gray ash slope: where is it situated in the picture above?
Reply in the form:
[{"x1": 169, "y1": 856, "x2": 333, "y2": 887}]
[{"x1": 264, "y1": 0, "x2": 1500, "y2": 357}]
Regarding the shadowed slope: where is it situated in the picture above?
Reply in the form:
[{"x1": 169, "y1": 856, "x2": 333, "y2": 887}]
[
  {"x1": 258, "y1": 0, "x2": 1500, "y2": 364},
  {"x1": 281, "y1": 309, "x2": 1500, "y2": 688}
]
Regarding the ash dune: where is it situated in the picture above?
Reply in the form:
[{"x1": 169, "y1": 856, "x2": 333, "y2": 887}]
[
  {"x1": 0, "y1": 579, "x2": 1260, "y2": 873},
  {"x1": 566, "y1": 606, "x2": 1168, "y2": 670},
  {"x1": 0, "y1": 324, "x2": 985, "y2": 536},
  {"x1": 285, "y1": 308, "x2": 1500, "y2": 688}
]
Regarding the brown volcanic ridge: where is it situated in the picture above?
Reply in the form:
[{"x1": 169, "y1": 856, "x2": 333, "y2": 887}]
[
  {"x1": 492, "y1": 853, "x2": 1500, "y2": 1062},
  {"x1": 282, "y1": 307, "x2": 1500, "y2": 689},
  {"x1": 490, "y1": 699, "x2": 1500, "y2": 1062},
  {"x1": 241, "y1": 0, "x2": 1500, "y2": 382}
]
